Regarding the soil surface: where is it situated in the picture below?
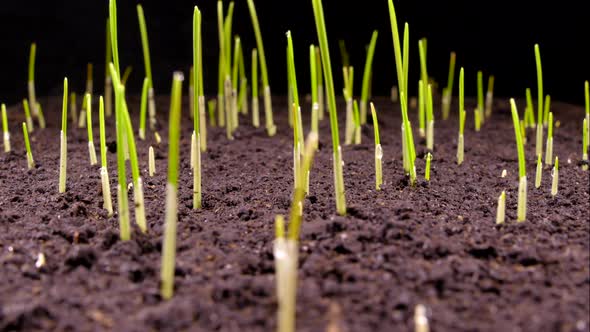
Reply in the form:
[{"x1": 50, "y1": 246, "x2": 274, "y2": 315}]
[{"x1": 0, "y1": 94, "x2": 588, "y2": 332}]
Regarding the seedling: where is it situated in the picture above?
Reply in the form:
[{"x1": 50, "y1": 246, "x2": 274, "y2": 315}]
[
  {"x1": 525, "y1": 88, "x2": 535, "y2": 128},
  {"x1": 252, "y1": 48, "x2": 259, "y2": 128},
  {"x1": 315, "y1": 47, "x2": 325, "y2": 121},
  {"x1": 535, "y1": 154, "x2": 542, "y2": 188},
  {"x1": 353, "y1": 100, "x2": 361, "y2": 145},
  {"x1": 230, "y1": 36, "x2": 241, "y2": 133},
  {"x1": 309, "y1": 45, "x2": 318, "y2": 147},
  {"x1": 22, "y1": 123, "x2": 34, "y2": 169},
  {"x1": 485, "y1": 75, "x2": 495, "y2": 118},
  {"x1": 312, "y1": 0, "x2": 347, "y2": 214},
  {"x1": 582, "y1": 118, "x2": 588, "y2": 171},
  {"x1": 22, "y1": 99, "x2": 33, "y2": 133},
  {"x1": 149, "y1": 146, "x2": 155, "y2": 176},
  {"x1": 545, "y1": 112, "x2": 553, "y2": 166},
  {"x1": 154, "y1": 131, "x2": 161, "y2": 144},
  {"x1": 414, "y1": 304, "x2": 429, "y2": 332},
  {"x1": 425, "y1": 152, "x2": 432, "y2": 181},
  {"x1": 193, "y1": 6, "x2": 203, "y2": 210},
  {"x1": 343, "y1": 66, "x2": 354, "y2": 145},
  {"x1": 86, "y1": 63, "x2": 94, "y2": 96},
  {"x1": 418, "y1": 80, "x2": 424, "y2": 136},
  {"x1": 370, "y1": 103, "x2": 382, "y2": 190},
  {"x1": 246, "y1": 0, "x2": 276, "y2": 135},
  {"x1": 99, "y1": 96, "x2": 113, "y2": 216},
  {"x1": 139, "y1": 77, "x2": 150, "y2": 140},
  {"x1": 238, "y1": 44, "x2": 248, "y2": 116},
  {"x1": 70, "y1": 92, "x2": 78, "y2": 126},
  {"x1": 426, "y1": 83, "x2": 434, "y2": 151},
  {"x1": 208, "y1": 99, "x2": 217, "y2": 127},
  {"x1": 418, "y1": 39, "x2": 428, "y2": 137},
  {"x1": 28, "y1": 43, "x2": 39, "y2": 118},
  {"x1": 457, "y1": 67, "x2": 466, "y2": 165},
  {"x1": 59, "y1": 78, "x2": 68, "y2": 193},
  {"x1": 542, "y1": 95, "x2": 551, "y2": 127},
  {"x1": 520, "y1": 119, "x2": 527, "y2": 145},
  {"x1": 85, "y1": 93, "x2": 97, "y2": 165},
  {"x1": 137, "y1": 4, "x2": 157, "y2": 130},
  {"x1": 160, "y1": 71, "x2": 184, "y2": 300},
  {"x1": 121, "y1": 66, "x2": 133, "y2": 86},
  {"x1": 287, "y1": 31, "x2": 305, "y2": 190},
  {"x1": 216, "y1": 5, "x2": 226, "y2": 129},
  {"x1": 105, "y1": 19, "x2": 113, "y2": 117},
  {"x1": 551, "y1": 156, "x2": 558, "y2": 196},
  {"x1": 585, "y1": 81, "x2": 589, "y2": 147},
  {"x1": 442, "y1": 52, "x2": 456, "y2": 120},
  {"x1": 360, "y1": 30, "x2": 378, "y2": 124},
  {"x1": 36, "y1": 102, "x2": 45, "y2": 129},
  {"x1": 338, "y1": 40, "x2": 350, "y2": 67},
  {"x1": 534, "y1": 44, "x2": 544, "y2": 157},
  {"x1": 195, "y1": 16, "x2": 206, "y2": 152},
  {"x1": 475, "y1": 70, "x2": 483, "y2": 130},
  {"x1": 1, "y1": 104, "x2": 9, "y2": 152},
  {"x1": 496, "y1": 191, "x2": 506, "y2": 225},
  {"x1": 510, "y1": 98, "x2": 527, "y2": 222}
]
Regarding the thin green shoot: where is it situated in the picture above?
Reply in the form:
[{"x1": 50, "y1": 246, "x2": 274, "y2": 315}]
[
  {"x1": 418, "y1": 39, "x2": 427, "y2": 136},
  {"x1": 109, "y1": 0, "x2": 121, "y2": 78},
  {"x1": 105, "y1": 19, "x2": 113, "y2": 117},
  {"x1": 418, "y1": 79, "x2": 424, "y2": 137},
  {"x1": 542, "y1": 95, "x2": 551, "y2": 127},
  {"x1": 237, "y1": 43, "x2": 248, "y2": 115},
  {"x1": 353, "y1": 99, "x2": 361, "y2": 144},
  {"x1": 426, "y1": 83, "x2": 434, "y2": 151},
  {"x1": 425, "y1": 152, "x2": 432, "y2": 181},
  {"x1": 231, "y1": 36, "x2": 240, "y2": 132},
  {"x1": 85, "y1": 93, "x2": 97, "y2": 166},
  {"x1": 360, "y1": 30, "x2": 378, "y2": 124},
  {"x1": 338, "y1": 40, "x2": 350, "y2": 67},
  {"x1": 534, "y1": 44, "x2": 544, "y2": 157},
  {"x1": 525, "y1": 88, "x2": 535, "y2": 128},
  {"x1": 582, "y1": 118, "x2": 588, "y2": 171},
  {"x1": 223, "y1": 2, "x2": 235, "y2": 76},
  {"x1": 370, "y1": 103, "x2": 382, "y2": 190},
  {"x1": 22, "y1": 99, "x2": 33, "y2": 133},
  {"x1": 137, "y1": 5, "x2": 154, "y2": 91},
  {"x1": 535, "y1": 154, "x2": 542, "y2": 188},
  {"x1": 287, "y1": 31, "x2": 304, "y2": 151},
  {"x1": 121, "y1": 66, "x2": 133, "y2": 86},
  {"x1": 1, "y1": 104, "x2": 9, "y2": 152},
  {"x1": 252, "y1": 48, "x2": 259, "y2": 127},
  {"x1": 520, "y1": 119, "x2": 527, "y2": 145},
  {"x1": 160, "y1": 71, "x2": 184, "y2": 300},
  {"x1": 196, "y1": 19, "x2": 206, "y2": 151},
  {"x1": 216, "y1": 1, "x2": 225, "y2": 128},
  {"x1": 149, "y1": 146, "x2": 156, "y2": 176},
  {"x1": 401, "y1": 92, "x2": 416, "y2": 184},
  {"x1": 193, "y1": 6, "x2": 202, "y2": 209},
  {"x1": 457, "y1": 67, "x2": 465, "y2": 165},
  {"x1": 476, "y1": 70, "x2": 483, "y2": 130},
  {"x1": 545, "y1": 112, "x2": 553, "y2": 166},
  {"x1": 99, "y1": 96, "x2": 113, "y2": 216},
  {"x1": 442, "y1": 51, "x2": 456, "y2": 120},
  {"x1": 310, "y1": 45, "x2": 318, "y2": 147},
  {"x1": 485, "y1": 75, "x2": 495, "y2": 118},
  {"x1": 585, "y1": 81, "x2": 589, "y2": 147},
  {"x1": 139, "y1": 77, "x2": 149, "y2": 140},
  {"x1": 59, "y1": 78, "x2": 68, "y2": 193},
  {"x1": 510, "y1": 98, "x2": 527, "y2": 222},
  {"x1": 273, "y1": 214, "x2": 298, "y2": 332},
  {"x1": 22, "y1": 123, "x2": 34, "y2": 169},
  {"x1": 247, "y1": 0, "x2": 275, "y2": 135},
  {"x1": 315, "y1": 46, "x2": 324, "y2": 121},
  {"x1": 28, "y1": 43, "x2": 38, "y2": 118},
  {"x1": 344, "y1": 66, "x2": 355, "y2": 145},
  {"x1": 311, "y1": 0, "x2": 346, "y2": 214},
  {"x1": 551, "y1": 156, "x2": 558, "y2": 196},
  {"x1": 36, "y1": 102, "x2": 45, "y2": 129},
  {"x1": 496, "y1": 191, "x2": 506, "y2": 225}
]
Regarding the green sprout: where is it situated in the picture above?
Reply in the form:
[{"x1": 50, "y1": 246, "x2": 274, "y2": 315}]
[
  {"x1": 149, "y1": 146, "x2": 156, "y2": 176},
  {"x1": 496, "y1": 191, "x2": 506, "y2": 225},
  {"x1": 193, "y1": 6, "x2": 202, "y2": 210},
  {"x1": 457, "y1": 67, "x2": 466, "y2": 165},
  {"x1": 105, "y1": 19, "x2": 113, "y2": 117},
  {"x1": 353, "y1": 99, "x2": 361, "y2": 145},
  {"x1": 230, "y1": 36, "x2": 241, "y2": 134},
  {"x1": 485, "y1": 75, "x2": 495, "y2": 118},
  {"x1": 121, "y1": 66, "x2": 133, "y2": 86},
  {"x1": 310, "y1": 45, "x2": 319, "y2": 148},
  {"x1": 99, "y1": 96, "x2": 113, "y2": 216},
  {"x1": 545, "y1": 112, "x2": 553, "y2": 166},
  {"x1": 535, "y1": 153, "x2": 542, "y2": 188},
  {"x1": 315, "y1": 46, "x2": 325, "y2": 121},
  {"x1": 28, "y1": 43, "x2": 39, "y2": 119},
  {"x1": 85, "y1": 93, "x2": 97, "y2": 165},
  {"x1": 585, "y1": 81, "x2": 589, "y2": 147},
  {"x1": 476, "y1": 70, "x2": 483, "y2": 131},
  {"x1": 216, "y1": 2, "x2": 226, "y2": 129},
  {"x1": 370, "y1": 103, "x2": 382, "y2": 190},
  {"x1": 426, "y1": 83, "x2": 434, "y2": 151},
  {"x1": 510, "y1": 98, "x2": 527, "y2": 222},
  {"x1": 418, "y1": 39, "x2": 428, "y2": 137},
  {"x1": 425, "y1": 152, "x2": 432, "y2": 181},
  {"x1": 442, "y1": 52, "x2": 456, "y2": 120},
  {"x1": 139, "y1": 77, "x2": 150, "y2": 140},
  {"x1": 59, "y1": 78, "x2": 68, "y2": 193},
  {"x1": 247, "y1": 0, "x2": 275, "y2": 135},
  {"x1": 86, "y1": 63, "x2": 94, "y2": 95},
  {"x1": 551, "y1": 156, "x2": 558, "y2": 196},
  {"x1": 525, "y1": 88, "x2": 535, "y2": 128},
  {"x1": 2, "y1": 104, "x2": 10, "y2": 152},
  {"x1": 109, "y1": 0, "x2": 121, "y2": 78},
  {"x1": 582, "y1": 118, "x2": 588, "y2": 171},
  {"x1": 196, "y1": 14, "x2": 206, "y2": 153},
  {"x1": 338, "y1": 40, "x2": 350, "y2": 67},
  {"x1": 36, "y1": 102, "x2": 45, "y2": 129},
  {"x1": 160, "y1": 71, "x2": 184, "y2": 300},
  {"x1": 70, "y1": 92, "x2": 78, "y2": 126},
  {"x1": 78, "y1": 93, "x2": 87, "y2": 129},
  {"x1": 534, "y1": 44, "x2": 544, "y2": 157},
  {"x1": 418, "y1": 79, "x2": 424, "y2": 136},
  {"x1": 22, "y1": 122, "x2": 34, "y2": 169},
  {"x1": 542, "y1": 95, "x2": 551, "y2": 127},
  {"x1": 238, "y1": 43, "x2": 248, "y2": 116},
  {"x1": 22, "y1": 99, "x2": 33, "y2": 133},
  {"x1": 520, "y1": 119, "x2": 527, "y2": 145},
  {"x1": 312, "y1": 0, "x2": 347, "y2": 214},
  {"x1": 287, "y1": 31, "x2": 305, "y2": 192},
  {"x1": 208, "y1": 99, "x2": 217, "y2": 127},
  {"x1": 360, "y1": 30, "x2": 378, "y2": 125},
  {"x1": 343, "y1": 66, "x2": 355, "y2": 145},
  {"x1": 137, "y1": 4, "x2": 157, "y2": 130},
  {"x1": 252, "y1": 48, "x2": 259, "y2": 128}
]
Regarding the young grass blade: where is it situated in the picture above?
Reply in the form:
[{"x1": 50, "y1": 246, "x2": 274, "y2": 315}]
[
  {"x1": 109, "y1": 0, "x2": 121, "y2": 78},
  {"x1": 496, "y1": 191, "x2": 506, "y2": 225},
  {"x1": 28, "y1": 43, "x2": 39, "y2": 118},
  {"x1": 418, "y1": 39, "x2": 427, "y2": 137},
  {"x1": 85, "y1": 93, "x2": 97, "y2": 165},
  {"x1": 99, "y1": 96, "x2": 113, "y2": 216},
  {"x1": 545, "y1": 112, "x2": 553, "y2": 166},
  {"x1": 149, "y1": 146, "x2": 156, "y2": 176},
  {"x1": 252, "y1": 48, "x2": 259, "y2": 127},
  {"x1": 370, "y1": 103, "x2": 382, "y2": 190},
  {"x1": 22, "y1": 123, "x2": 34, "y2": 169},
  {"x1": 360, "y1": 30, "x2": 378, "y2": 124},
  {"x1": 286, "y1": 31, "x2": 304, "y2": 151},
  {"x1": 193, "y1": 6, "x2": 202, "y2": 209},
  {"x1": 457, "y1": 67, "x2": 465, "y2": 165},
  {"x1": 315, "y1": 47, "x2": 325, "y2": 121},
  {"x1": 353, "y1": 100, "x2": 361, "y2": 145},
  {"x1": 426, "y1": 83, "x2": 434, "y2": 151},
  {"x1": 1, "y1": 104, "x2": 10, "y2": 152},
  {"x1": 585, "y1": 81, "x2": 589, "y2": 147},
  {"x1": 139, "y1": 77, "x2": 150, "y2": 140},
  {"x1": 160, "y1": 71, "x2": 184, "y2": 300},
  {"x1": 542, "y1": 95, "x2": 551, "y2": 127},
  {"x1": 59, "y1": 78, "x2": 68, "y2": 193},
  {"x1": 534, "y1": 44, "x2": 544, "y2": 157},
  {"x1": 22, "y1": 99, "x2": 33, "y2": 133},
  {"x1": 310, "y1": 45, "x2": 319, "y2": 147},
  {"x1": 485, "y1": 75, "x2": 495, "y2": 118},
  {"x1": 137, "y1": 4, "x2": 157, "y2": 129},
  {"x1": 551, "y1": 156, "x2": 558, "y2": 196},
  {"x1": 476, "y1": 71, "x2": 483, "y2": 130},
  {"x1": 582, "y1": 118, "x2": 588, "y2": 171},
  {"x1": 535, "y1": 154, "x2": 542, "y2": 188},
  {"x1": 510, "y1": 99, "x2": 527, "y2": 222},
  {"x1": 105, "y1": 19, "x2": 113, "y2": 117}
]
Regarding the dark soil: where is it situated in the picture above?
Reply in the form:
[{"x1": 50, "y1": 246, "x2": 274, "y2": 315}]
[{"x1": 0, "y1": 94, "x2": 588, "y2": 332}]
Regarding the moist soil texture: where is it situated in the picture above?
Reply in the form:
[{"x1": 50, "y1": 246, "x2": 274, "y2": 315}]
[{"x1": 0, "y1": 95, "x2": 588, "y2": 332}]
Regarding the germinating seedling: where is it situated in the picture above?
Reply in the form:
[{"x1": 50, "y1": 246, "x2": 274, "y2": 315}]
[
  {"x1": 28, "y1": 43, "x2": 39, "y2": 119},
  {"x1": 85, "y1": 94, "x2": 97, "y2": 165},
  {"x1": 534, "y1": 44, "x2": 544, "y2": 157},
  {"x1": 418, "y1": 39, "x2": 428, "y2": 137},
  {"x1": 139, "y1": 77, "x2": 149, "y2": 140},
  {"x1": 425, "y1": 153, "x2": 432, "y2": 181},
  {"x1": 105, "y1": 19, "x2": 113, "y2": 117},
  {"x1": 426, "y1": 83, "x2": 434, "y2": 151},
  {"x1": 98, "y1": 96, "x2": 113, "y2": 216},
  {"x1": 160, "y1": 71, "x2": 184, "y2": 300},
  {"x1": 310, "y1": 45, "x2": 319, "y2": 148},
  {"x1": 370, "y1": 103, "x2": 383, "y2": 190},
  {"x1": 545, "y1": 112, "x2": 553, "y2": 166},
  {"x1": 251, "y1": 48, "x2": 259, "y2": 128},
  {"x1": 496, "y1": 191, "x2": 506, "y2": 225},
  {"x1": 315, "y1": 47, "x2": 325, "y2": 121},
  {"x1": 137, "y1": 4, "x2": 157, "y2": 130},
  {"x1": 442, "y1": 52, "x2": 456, "y2": 120},
  {"x1": 149, "y1": 146, "x2": 155, "y2": 176},
  {"x1": 343, "y1": 66, "x2": 354, "y2": 145},
  {"x1": 287, "y1": 31, "x2": 305, "y2": 192},
  {"x1": 551, "y1": 156, "x2": 558, "y2": 196},
  {"x1": 22, "y1": 123, "x2": 34, "y2": 169},
  {"x1": 510, "y1": 98, "x2": 527, "y2": 222},
  {"x1": 585, "y1": 81, "x2": 589, "y2": 147},
  {"x1": 525, "y1": 88, "x2": 535, "y2": 128},
  {"x1": 36, "y1": 102, "x2": 45, "y2": 129},
  {"x1": 485, "y1": 75, "x2": 495, "y2": 118},
  {"x1": 542, "y1": 95, "x2": 551, "y2": 127},
  {"x1": 208, "y1": 99, "x2": 217, "y2": 127},
  {"x1": 535, "y1": 154, "x2": 542, "y2": 188},
  {"x1": 2, "y1": 104, "x2": 10, "y2": 152},
  {"x1": 59, "y1": 78, "x2": 68, "y2": 193},
  {"x1": 360, "y1": 30, "x2": 378, "y2": 125},
  {"x1": 476, "y1": 70, "x2": 483, "y2": 130},
  {"x1": 193, "y1": 6, "x2": 203, "y2": 210},
  {"x1": 22, "y1": 99, "x2": 33, "y2": 133},
  {"x1": 457, "y1": 67, "x2": 466, "y2": 165},
  {"x1": 312, "y1": 0, "x2": 347, "y2": 214},
  {"x1": 353, "y1": 100, "x2": 361, "y2": 145},
  {"x1": 582, "y1": 118, "x2": 588, "y2": 171},
  {"x1": 247, "y1": 0, "x2": 276, "y2": 136}
]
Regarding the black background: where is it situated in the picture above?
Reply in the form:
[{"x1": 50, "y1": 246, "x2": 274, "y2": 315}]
[{"x1": 0, "y1": 0, "x2": 587, "y2": 106}]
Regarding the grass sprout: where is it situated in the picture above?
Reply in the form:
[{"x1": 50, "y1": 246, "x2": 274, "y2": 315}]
[
  {"x1": 525, "y1": 88, "x2": 535, "y2": 128},
  {"x1": 369, "y1": 103, "x2": 383, "y2": 191},
  {"x1": 193, "y1": 6, "x2": 203, "y2": 209},
  {"x1": 442, "y1": 52, "x2": 456, "y2": 120},
  {"x1": 315, "y1": 47, "x2": 325, "y2": 121},
  {"x1": 105, "y1": 19, "x2": 113, "y2": 117},
  {"x1": 2, "y1": 104, "x2": 9, "y2": 152},
  {"x1": 545, "y1": 112, "x2": 553, "y2": 166},
  {"x1": 149, "y1": 146, "x2": 155, "y2": 176},
  {"x1": 312, "y1": 0, "x2": 347, "y2": 214},
  {"x1": 273, "y1": 214, "x2": 298, "y2": 332},
  {"x1": 551, "y1": 156, "x2": 558, "y2": 196},
  {"x1": 310, "y1": 45, "x2": 319, "y2": 148},
  {"x1": 485, "y1": 75, "x2": 495, "y2": 118},
  {"x1": 139, "y1": 77, "x2": 150, "y2": 140},
  {"x1": 36, "y1": 102, "x2": 45, "y2": 129},
  {"x1": 85, "y1": 93, "x2": 97, "y2": 165},
  {"x1": 160, "y1": 71, "x2": 184, "y2": 300},
  {"x1": 476, "y1": 70, "x2": 483, "y2": 131},
  {"x1": 582, "y1": 118, "x2": 588, "y2": 171},
  {"x1": 247, "y1": 0, "x2": 276, "y2": 135},
  {"x1": 208, "y1": 99, "x2": 217, "y2": 127},
  {"x1": 22, "y1": 122, "x2": 34, "y2": 169},
  {"x1": 343, "y1": 66, "x2": 354, "y2": 145},
  {"x1": 22, "y1": 99, "x2": 33, "y2": 133},
  {"x1": 353, "y1": 100, "x2": 361, "y2": 145},
  {"x1": 28, "y1": 43, "x2": 39, "y2": 119},
  {"x1": 121, "y1": 66, "x2": 133, "y2": 86},
  {"x1": 457, "y1": 67, "x2": 465, "y2": 165},
  {"x1": 360, "y1": 30, "x2": 378, "y2": 124},
  {"x1": 496, "y1": 191, "x2": 506, "y2": 225},
  {"x1": 78, "y1": 93, "x2": 87, "y2": 129},
  {"x1": 99, "y1": 96, "x2": 113, "y2": 216},
  {"x1": 543, "y1": 95, "x2": 551, "y2": 127},
  {"x1": 510, "y1": 98, "x2": 527, "y2": 222},
  {"x1": 534, "y1": 44, "x2": 544, "y2": 157},
  {"x1": 59, "y1": 78, "x2": 68, "y2": 193},
  {"x1": 137, "y1": 4, "x2": 157, "y2": 130},
  {"x1": 425, "y1": 152, "x2": 432, "y2": 181},
  {"x1": 418, "y1": 39, "x2": 428, "y2": 137},
  {"x1": 585, "y1": 81, "x2": 589, "y2": 147},
  {"x1": 535, "y1": 153, "x2": 542, "y2": 188},
  {"x1": 426, "y1": 83, "x2": 434, "y2": 151},
  {"x1": 252, "y1": 48, "x2": 259, "y2": 127}
]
